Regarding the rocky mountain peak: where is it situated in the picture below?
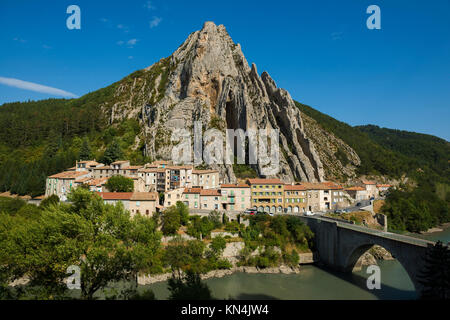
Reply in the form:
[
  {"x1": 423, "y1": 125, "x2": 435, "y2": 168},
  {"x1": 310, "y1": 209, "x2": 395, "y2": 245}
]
[{"x1": 103, "y1": 22, "x2": 334, "y2": 183}]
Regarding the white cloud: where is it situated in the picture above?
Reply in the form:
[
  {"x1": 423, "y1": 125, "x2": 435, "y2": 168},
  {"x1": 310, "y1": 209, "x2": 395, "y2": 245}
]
[
  {"x1": 149, "y1": 16, "x2": 162, "y2": 28},
  {"x1": 13, "y1": 37, "x2": 26, "y2": 43},
  {"x1": 117, "y1": 40, "x2": 125, "y2": 46},
  {"x1": 0, "y1": 76, "x2": 78, "y2": 98},
  {"x1": 144, "y1": 1, "x2": 156, "y2": 10},
  {"x1": 127, "y1": 39, "x2": 139, "y2": 48},
  {"x1": 128, "y1": 56, "x2": 134, "y2": 60},
  {"x1": 117, "y1": 24, "x2": 130, "y2": 33}
]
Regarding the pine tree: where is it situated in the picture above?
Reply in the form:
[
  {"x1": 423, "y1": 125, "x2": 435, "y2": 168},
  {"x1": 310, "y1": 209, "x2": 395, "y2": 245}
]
[
  {"x1": 103, "y1": 139, "x2": 124, "y2": 165},
  {"x1": 417, "y1": 241, "x2": 450, "y2": 299},
  {"x1": 79, "y1": 137, "x2": 92, "y2": 160}
]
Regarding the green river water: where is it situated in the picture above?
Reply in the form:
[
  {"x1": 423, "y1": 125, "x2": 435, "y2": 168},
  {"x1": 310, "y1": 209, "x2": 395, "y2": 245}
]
[{"x1": 141, "y1": 228, "x2": 450, "y2": 300}]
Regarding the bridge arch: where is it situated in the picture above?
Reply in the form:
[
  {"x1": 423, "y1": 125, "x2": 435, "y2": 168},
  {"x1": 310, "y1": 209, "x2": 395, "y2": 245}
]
[
  {"x1": 337, "y1": 232, "x2": 430, "y2": 293},
  {"x1": 342, "y1": 242, "x2": 419, "y2": 290},
  {"x1": 296, "y1": 215, "x2": 433, "y2": 293}
]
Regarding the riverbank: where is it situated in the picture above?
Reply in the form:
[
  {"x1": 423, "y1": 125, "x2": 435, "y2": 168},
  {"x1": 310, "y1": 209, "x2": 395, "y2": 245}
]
[
  {"x1": 142, "y1": 261, "x2": 418, "y2": 300},
  {"x1": 138, "y1": 265, "x2": 302, "y2": 285},
  {"x1": 420, "y1": 222, "x2": 450, "y2": 235}
]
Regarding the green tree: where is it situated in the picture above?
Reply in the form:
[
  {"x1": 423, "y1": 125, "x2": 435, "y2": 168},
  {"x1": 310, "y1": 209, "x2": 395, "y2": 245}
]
[
  {"x1": 161, "y1": 207, "x2": 182, "y2": 235},
  {"x1": 103, "y1": 138, "x2": 124, "y2": 165},
  {"x1": 0, "y1": 188, "x2": 162, "y2": 300},
  {"x1": 161, "y1": 202, "x2": 189, "y2": 235},
  {"x1": 79, "y1": 137, "x2": 92, "y2": 160},
  {"x1": 417, "y1": 241, "x2": 450, "y2": 300},
  {"x1": 39, "y1": 194, "x2": 60, "y2": 209},
  {"x1": 105, "y1": 175, "x2": 134, "y2": 192}
]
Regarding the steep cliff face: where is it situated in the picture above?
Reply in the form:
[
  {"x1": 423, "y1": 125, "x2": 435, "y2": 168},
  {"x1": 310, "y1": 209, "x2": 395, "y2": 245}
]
[{"x1": 100, "y1": 22, "x2": 341, "y2": 183}]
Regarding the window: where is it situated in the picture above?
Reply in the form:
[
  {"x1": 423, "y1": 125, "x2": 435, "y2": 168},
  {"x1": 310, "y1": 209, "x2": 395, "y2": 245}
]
[{"x1": 136, "y1": 201, "x2": 140, "y2": 207}]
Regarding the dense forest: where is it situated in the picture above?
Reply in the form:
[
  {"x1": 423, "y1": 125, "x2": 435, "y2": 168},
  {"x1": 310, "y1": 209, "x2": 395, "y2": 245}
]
[{"x1": 0, "y1": 83, "x2": 151, "y2": 197}]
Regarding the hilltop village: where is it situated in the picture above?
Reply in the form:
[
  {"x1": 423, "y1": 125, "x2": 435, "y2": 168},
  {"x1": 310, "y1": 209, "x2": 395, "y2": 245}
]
[{"x1": 40, "y1": 159, "x2": 392, "y2": 218}]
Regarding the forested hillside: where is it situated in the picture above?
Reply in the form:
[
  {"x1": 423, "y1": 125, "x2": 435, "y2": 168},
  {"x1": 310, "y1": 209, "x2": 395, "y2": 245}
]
[
  {"x1": 356, "y1": 125, "x2": 450, "y2": 184},
  {"x1": 0, "y1": 83, "x2": 150, "y2": 197},
  {"x1": 295, "y1": 102, "x2": 416, "y2": 178},
  {"x1": 295, "y1": 101, "x2": 449, "y2": 232}
]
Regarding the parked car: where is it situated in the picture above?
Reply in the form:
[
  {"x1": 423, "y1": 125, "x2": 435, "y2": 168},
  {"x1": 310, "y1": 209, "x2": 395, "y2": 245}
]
[
  {"x1": 305, "y1": 211, "x2": 314, "y2": 216},
  {"x1": 356, "y1": 202, "x2": 361, "y2": 207},
  {"x1": 334, "y1": 209, "x2": 343, "y2": 214},
  {"x1": 244, "y1": 209, "x2": 256, "y2": 215}
]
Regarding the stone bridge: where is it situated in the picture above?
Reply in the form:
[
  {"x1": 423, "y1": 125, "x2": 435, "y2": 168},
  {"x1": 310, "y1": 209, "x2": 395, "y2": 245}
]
[{"x1": 295, "y1": 215, "x2": 440, "y2": 293}]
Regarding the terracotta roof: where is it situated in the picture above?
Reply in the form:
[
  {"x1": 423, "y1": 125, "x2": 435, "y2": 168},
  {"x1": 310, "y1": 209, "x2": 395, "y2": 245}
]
[
  {"x1": 130, "y1": 192, "x2": 159, "y2": 201},
  {"x1": 49, "y1": 171, "x2": 89, "y2": 179},
  {"x1": 123, "y1": 166, "x2": 143, "y2": 170},
  {"x1": 166, "y1": 165, "x2": 194, "y2": 170},
  {"x1": 111, "y1": 160, "x2": 129, "y2": 165},
  {"x1": 192, "y1": 169, "x2": 219, "y2": 174},
  {"x1": 92, "y1": 166, "x2": 112, "y2": 170},
  {"x1": 247, "y1": 178, "x2": 283, "y2": 185},
  {"x1": 298, "y1": 182, "x2": 343, "y2": 190},
  {"x1": 152, "y1": 160, "x2": 171, "y2": 165},
  {"x1": 362, "y1": 180, "x2": 376, "y2": 185},
  {"x1": 377, "y1": 184, "x2": 392, "y2": 188},
  {"x1": 345, "y1": 187, "x2": 366, "y2": 191},
  {"x1": 284, "y1": 185, "x2": 307, "y2": 191},
  {"x1": 77, "y1": 160, "x2": 99, "y2": 164},
  {"x1": 97, "y1": 192, "x2": 133, "y2": 200},
  {"x1": 75, "y1": 177, "x2": 92, "y2": 183},
  {"x1": 88, "y1": 177, "x2": 109, "y2": 186},
  {"x1": 183, "y1": 188, "x2": 202, "y2": 194},
  {"x1": 220, "y1": 183, "x2": 250, "y2": 188},
  {"x1": 200, "y1": 189, "x2": 221, "y2": 196}
]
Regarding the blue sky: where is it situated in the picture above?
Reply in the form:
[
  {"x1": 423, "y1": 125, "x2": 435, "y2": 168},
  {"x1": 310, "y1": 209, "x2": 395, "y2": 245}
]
[{"x1": 1, "y1": 0, "x2": 449, "y2": 140}]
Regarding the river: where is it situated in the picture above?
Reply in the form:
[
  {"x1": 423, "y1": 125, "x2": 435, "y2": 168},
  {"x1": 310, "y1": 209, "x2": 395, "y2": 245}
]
[{"x1": 141, "y1": 227, "x2": 450, "y2": 300}]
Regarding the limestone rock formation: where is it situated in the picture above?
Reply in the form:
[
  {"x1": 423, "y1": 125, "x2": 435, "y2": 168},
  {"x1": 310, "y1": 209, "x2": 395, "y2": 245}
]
[{"x1": 100, "y1": 22, "x2": 358, "y2": 183}]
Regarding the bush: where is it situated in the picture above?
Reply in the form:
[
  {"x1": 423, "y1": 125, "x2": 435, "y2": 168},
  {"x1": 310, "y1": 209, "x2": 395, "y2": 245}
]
[
  {"x1": 39, "y1": 195, "x2": 60, "y2": 208},
  {"x1": 105, "y1": 175, "x2": 134, "y2": 192}
]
